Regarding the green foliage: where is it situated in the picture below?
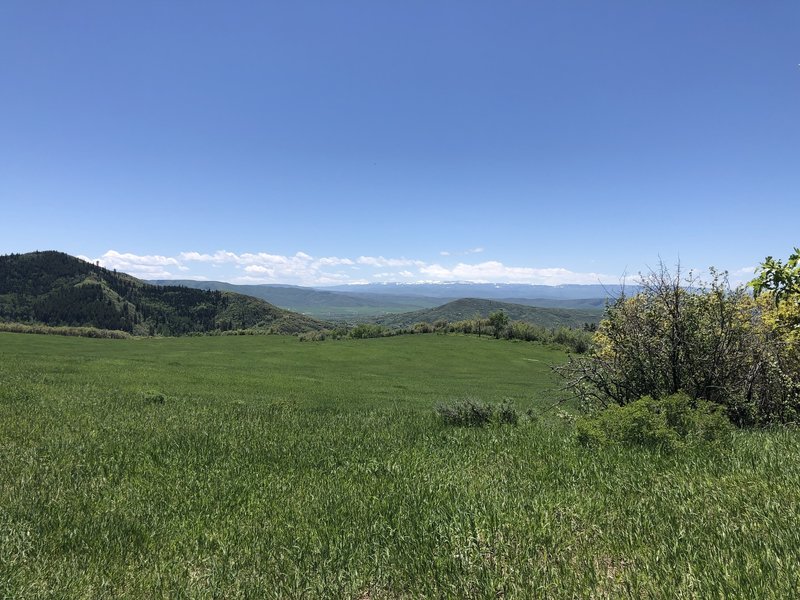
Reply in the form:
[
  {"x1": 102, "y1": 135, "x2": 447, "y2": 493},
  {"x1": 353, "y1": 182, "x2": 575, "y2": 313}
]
[
  {"x1": 488, "y1": 310, "x2": 509, "y2": 338},
  {"x1": 560, "y1": 264, "x2": 800, "y2": 426},
  {"x1": 297, "y1": 330, "x2": 327, "y2": 341},
  {"x1": 445, "y1": 318, "x2": 593, "y2": 353},
  {"x1": 434, "y1": 398, "x2": 519, "y2": 426},
  {"x1": 751, "y1": 247, "x2": 800, "y2": 356},
  {"x1": 349, "y1": 323, "x2": 386, "y2": 339},
  {"x1": 435, "y1": 398, "x2": 494, "y2": 426},
  {"x1": 497, "y1": 400, "x2": 520, "y2": 425},
  {"x1": 411, "y1": 321, "x2": 434, "y2": 334},
  {"x1": 576, "y1": 393, "x2": 732, "y2": 451},
  {"x1": 142, "y1": 390, "x2": 166, "y2": 405},
  {"x1": 751, "y1": 247, "x2": 800, "y2": 302},
  {"x1": 0, "y1": 321, "x2": 131, "y2": 339}
]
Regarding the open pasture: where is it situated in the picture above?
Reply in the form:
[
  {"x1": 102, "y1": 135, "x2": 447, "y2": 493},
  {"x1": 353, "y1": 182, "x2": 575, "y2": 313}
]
[{"x1": 1, "y1": 333, "x2": 799, "y2": 598}]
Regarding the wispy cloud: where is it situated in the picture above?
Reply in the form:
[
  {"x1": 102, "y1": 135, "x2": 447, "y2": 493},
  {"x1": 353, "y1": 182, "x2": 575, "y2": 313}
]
[
  {"x1": 356, "y1": 256, "x2": 425, "y2": 267},
  {"x1": 440, "y1": 246, "x2": 485, "y2": 257}
]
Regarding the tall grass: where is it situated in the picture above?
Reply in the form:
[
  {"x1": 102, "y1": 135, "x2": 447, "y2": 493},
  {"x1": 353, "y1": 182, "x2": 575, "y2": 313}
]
[{"x1": 1, "y1": 333, "x2": 798, "y2": 597}]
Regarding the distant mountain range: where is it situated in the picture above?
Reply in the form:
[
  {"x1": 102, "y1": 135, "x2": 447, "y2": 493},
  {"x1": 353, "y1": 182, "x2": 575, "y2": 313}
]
[
  {"x1": 0, "y1": 252, "x2": 325, "y2": 335},
  {"x1": 322, "y1": 282, "x2": 632, "y2": 300},
  {"x1": 373, "y1": 298, "x2": 604, "y2": 329},
  {"x1": 150, "y1": 279, "x2": 619, "y2": 319}
]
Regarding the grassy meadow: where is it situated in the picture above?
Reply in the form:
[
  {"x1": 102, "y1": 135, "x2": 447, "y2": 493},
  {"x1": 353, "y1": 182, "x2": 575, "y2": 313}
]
[{"x1": 1, "y1": 332, "x2": 799, "y2": 598}]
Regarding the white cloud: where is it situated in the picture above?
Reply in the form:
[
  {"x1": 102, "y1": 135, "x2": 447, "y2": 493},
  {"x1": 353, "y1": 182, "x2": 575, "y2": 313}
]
[
  {"x1": 85, "y1": 248, "x2": 614, "y2": 286},
  {"x1": 179, "y1": 250, "x2": 239, "y2": 263},
  {"x1": 439, "y1": 246, "x2": 485, "y2": 257},
  {"x1": 244, "y1": 265, "x2": 271, "y2": 273},
  {"x1": 93, "y1": 250, "x2": 180, "y2": 279},
  {"x1": 357, "y1": 256, "x2": 424, "y2": 267},
  {"x1": 418, "y1": 261, "x2": 610, "y2": 284},
  {"x1": 101, "y1": 250, "x2": 180, "y2": 267},
  {"x1": 315, "y1": 256, "x2": 355, "y2": 266}
]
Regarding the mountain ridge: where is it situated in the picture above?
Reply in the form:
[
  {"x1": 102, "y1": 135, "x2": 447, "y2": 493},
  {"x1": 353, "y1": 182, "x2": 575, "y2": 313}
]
[{"x1": 0, "y1": 251, "x2": 326, "y2": 335}]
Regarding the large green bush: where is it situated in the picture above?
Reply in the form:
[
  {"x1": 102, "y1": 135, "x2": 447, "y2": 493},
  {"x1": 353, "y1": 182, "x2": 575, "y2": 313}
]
[
  {"x1": 559, "y1": 264, "x2": 800, "y2": 426},
  {"x1": 575, "y1": 393, "x2": 732, "y2": 451},
  {"x1": 349, "y1": 323, "x2": 386, "y2": 339}
]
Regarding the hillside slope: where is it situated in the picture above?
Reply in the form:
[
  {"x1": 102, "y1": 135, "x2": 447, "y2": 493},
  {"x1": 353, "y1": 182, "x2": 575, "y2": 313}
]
[
  {"x1": 0, "y1": 251, "x2": 326, "y2": 335},
  {"x1": 374, "y1": 298, "x2": 604, "y2": 329}
]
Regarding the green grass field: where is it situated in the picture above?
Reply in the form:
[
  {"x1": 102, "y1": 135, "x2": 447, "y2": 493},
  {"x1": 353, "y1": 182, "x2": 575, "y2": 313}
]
[{"x1": 2, "y1": 332, "x2": 799, "y2": 598}]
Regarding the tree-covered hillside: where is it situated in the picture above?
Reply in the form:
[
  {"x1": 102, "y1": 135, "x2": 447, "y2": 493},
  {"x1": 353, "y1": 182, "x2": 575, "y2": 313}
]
[
  {"x1": 0, "y1": 251, "x2": 325, "y2": 335},
  {"x1": 374, "y1": 297, "x2": 603, "y2": 329}
]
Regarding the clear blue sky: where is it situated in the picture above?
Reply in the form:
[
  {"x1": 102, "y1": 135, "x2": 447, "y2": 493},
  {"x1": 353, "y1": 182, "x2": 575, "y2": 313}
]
[{"x1": 1, "y1": 1, "x2": 798, "y2": 286}]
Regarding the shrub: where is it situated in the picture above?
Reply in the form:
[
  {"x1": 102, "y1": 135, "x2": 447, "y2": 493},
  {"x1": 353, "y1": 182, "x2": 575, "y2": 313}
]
[
  {"x1": 558, "y1": 264, "x2": 800, "y2": 425},
  {"x1": 411, "y1": 322, "x2": 433, "y2": 334},
  {"x1": 435, "y1": 399, "x2": 519, "y2": 427},
  {"x1": 435, "y1": 399, "x2": 493, "y2": 426},
  {"x1": 433, "y1": 319, "x2": 449, "y2": 332},
  {"x1": 575, "y1": 392, "x2": 732, "y2": 451},
  {"x1": 497, "y1": 401, "x2": 519, "y2": 425},
  {"x1": 349, "y1": 324, "x2": 385, "y2": 339},
  {"x1": 143, "y1": 390, "x2": 166, "y2": 405},
  {"x1": 0, "y1": 322, "x2": 131, "y2": 339},
  {"x1": 298, "y1": 331, "x2": 326, "y2": 342}
]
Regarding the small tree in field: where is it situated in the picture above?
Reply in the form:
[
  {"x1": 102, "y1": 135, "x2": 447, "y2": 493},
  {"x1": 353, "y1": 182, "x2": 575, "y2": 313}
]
[{"x1": 488, "y1": 310, "x2": 509, "y2": 339}]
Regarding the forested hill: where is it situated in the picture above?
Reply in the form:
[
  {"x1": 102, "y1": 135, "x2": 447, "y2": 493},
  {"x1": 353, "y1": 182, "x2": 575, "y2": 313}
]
[
  {"x1": 0, "y1": 251, "x2": 326, "y2": 335},
  {"x1": 374, "y1": 298, "x2": 604, "y2": 329}
]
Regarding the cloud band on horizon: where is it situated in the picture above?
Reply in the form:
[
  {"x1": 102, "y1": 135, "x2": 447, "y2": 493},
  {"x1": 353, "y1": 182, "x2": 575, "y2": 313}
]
[{"x1": 79, "y1": 249, "x2": 618, "y2": 286}]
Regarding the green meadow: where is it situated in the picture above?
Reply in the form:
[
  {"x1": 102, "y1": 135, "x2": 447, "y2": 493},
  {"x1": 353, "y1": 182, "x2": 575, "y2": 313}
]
[{"x1": 2, "y1": 332, "x2": 799, "y2": 598}]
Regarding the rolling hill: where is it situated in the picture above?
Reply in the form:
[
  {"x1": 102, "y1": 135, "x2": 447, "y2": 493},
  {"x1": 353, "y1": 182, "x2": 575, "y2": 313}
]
[
  {"x1": 0, "y1": 251, "x2": 326, "y2": 335},
  {"x1": 373, "y1": 298, "x2": 604, "y2": 329}
]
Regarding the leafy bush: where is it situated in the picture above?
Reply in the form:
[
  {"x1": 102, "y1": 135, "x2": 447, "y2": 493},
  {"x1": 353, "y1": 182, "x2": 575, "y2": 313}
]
[
  {"x1": 298, "y1": 331, "x2": 326, "y2": 342},
  {"x1": 432, "y1": 319, "x2": 449, "y2": 332},
  {"x1": 435, "y1": 399, "x2": 519, "y2": 427},
  {"x1": 447, "y1": 318, "x2": 593, "y2": 353},
  {"x1": 575, "y1": 393, "x2": 732, "y2": 451},
  {"x1": 497, "y1": 401, "x2": 519, "y2": 425},
  {"x1": 143, "y1": 390, "x2": 166, "y2": 405},
  {"x1": 559, "y1": 264, "x2": 800, "y2": 425},
  {"x1": 0, "y1": 322, "x2": 131, "y2": 339},
  {"x1": 411, "y1": 321, "x2": 433, "y2": 334},
  {"x1": 349, "y1": 324, "x2": 386, "y2": 339},
  {"x1": 488, "y1": 310, "x2": 509, "y2": 338}
]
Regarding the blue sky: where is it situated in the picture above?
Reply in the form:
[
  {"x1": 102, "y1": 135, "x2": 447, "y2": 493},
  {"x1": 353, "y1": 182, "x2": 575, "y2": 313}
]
[{"x1": 1, "y1": 1, "x2": 798, "y2": 286}]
